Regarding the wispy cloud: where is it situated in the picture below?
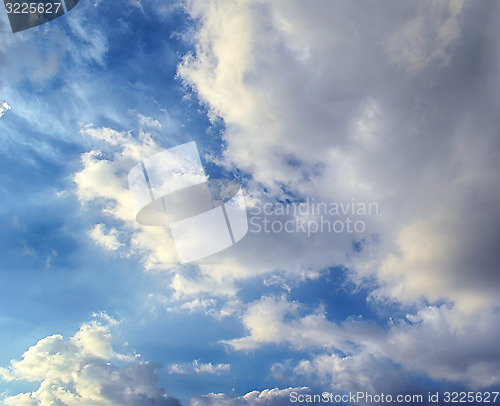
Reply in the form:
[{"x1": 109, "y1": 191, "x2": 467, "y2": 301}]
[{"x1": 169, "y1": 360, "x2": 230, "y2": 375}]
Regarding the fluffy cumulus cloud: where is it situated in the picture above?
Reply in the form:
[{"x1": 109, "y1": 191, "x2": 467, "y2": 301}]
[
  {"x1": 73, "y1": 122, "x2": 250, "y2": 305},
  {"x1": 173, "y1": 0, "x2": 500, "y2": 392},
  {"x1": 0, "y1": 314, "x2": 181, "y2": 405},
  {"x1": 221, "y1": 296, "x2": 378, "y2": 352},
  {"x1": 178, "y1": 0, "x2": 500, "y2": 307},
  {"x1": 67, "y1": 0, "x2": 500, "y2": 398},
  {"x1": 74, "y1": 123, "x2": 180, "y2": 270},
  {"x1": 225, "y1": 296, "x2": 500, "y2": 393},
  {"x1": 191, "y1": 387, "x2": 309, "y2": 406}
]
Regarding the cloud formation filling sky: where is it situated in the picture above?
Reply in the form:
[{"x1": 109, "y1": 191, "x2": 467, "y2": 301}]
[{"x1": 1, "y1": 0, "x2": 500, "y2": 405}]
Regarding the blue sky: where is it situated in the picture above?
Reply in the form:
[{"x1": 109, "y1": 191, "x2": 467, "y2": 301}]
[{"x1": 1, "y1": 1, "x2": 500, "y2": 405}]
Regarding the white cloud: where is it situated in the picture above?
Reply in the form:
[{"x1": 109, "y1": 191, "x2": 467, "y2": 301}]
[
  {"x1": 74, "y1": 124, "x2": 180, "y2": 270},
  {"x1": 165, "y1": 297, "x2": 244, "y2": 320},
  {"x1": 1, "y1": 0, "x2": 497, "y2": 402},
  {"x1": 222, "y1": 296, "x2": 367, "y2": 352},
  {"x1": 75, "y1": 124, "x2": 292, "y2": 300},
  {"x1": 168, "y1": 360, "x2": 230, "y2": 375},
  {"x1": 138, "y1": 114, "x2": 162, "y2": 130},
  {"x1": 0, "y1": 315, "x2": 181, "y2": 406},
  {"x1": 74, "y1": 125, "x2": 261, "y2": 304},
  {"x1": 178, "y1": 0, "x2": 500, "y2": 311},
  {"x1": 385, "y1": 305, "x2": 500, "y2": 389},
  {"x1": 225, "y1": 296, "x2": 500, "y2": 391},
  {"x1": 190, "y1": 387, "x2": 309, "y2": 406},
  {"x1": 0, "y1": 101, "x2": 11, "y2": 117},
  {"x1": 90, "y1": 224, "x2": 124, "y2": 251},
  {"x1": 68, "y1": 1, "x2": 500, "y2": 396},
  {"x1": 68, "y1": 11, "x2": 500, "y2": 399},
  {"x1": 292, "y1": 353, "x2": 412, "y2": 397}
]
